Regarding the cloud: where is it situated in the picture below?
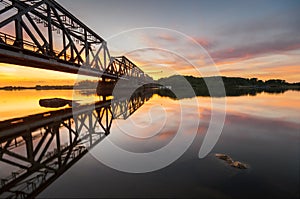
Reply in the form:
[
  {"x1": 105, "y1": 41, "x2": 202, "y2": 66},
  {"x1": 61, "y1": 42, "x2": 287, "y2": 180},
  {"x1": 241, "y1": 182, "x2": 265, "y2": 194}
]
[
  {"x1": 125, "y1": 48, "x2": 203, "y2": 78},
  {"x1": 219, "y1": 7, "x2": 300, "y2": 38},
  {"x1": 210, "y1": 38, "x2": 300, "y2": 64},
  {"x1": 157, "y1": 33, "x2": 215, "y2": 49},
  {"x1": 109, "y1": 26, "x2": 300, "y2": 81},
  {"x1": 156, "y1": 33, "x2": 179, "y2": 42},
  {"x1": 194, "y1": 37, "x2": 215, "y2": 49}
]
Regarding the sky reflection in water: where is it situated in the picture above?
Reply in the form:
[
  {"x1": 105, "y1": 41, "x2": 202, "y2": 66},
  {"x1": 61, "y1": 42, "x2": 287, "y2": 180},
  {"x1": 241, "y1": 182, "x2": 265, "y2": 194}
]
[{"x1": 35, "y1": 90, "x2": 300, "y2": 198}]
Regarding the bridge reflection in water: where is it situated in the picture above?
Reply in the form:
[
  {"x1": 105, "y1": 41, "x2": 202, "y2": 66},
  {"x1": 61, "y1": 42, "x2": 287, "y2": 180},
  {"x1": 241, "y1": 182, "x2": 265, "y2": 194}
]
[{"x1": 0, "y1": 88, "x2": 154, "y2": 199}]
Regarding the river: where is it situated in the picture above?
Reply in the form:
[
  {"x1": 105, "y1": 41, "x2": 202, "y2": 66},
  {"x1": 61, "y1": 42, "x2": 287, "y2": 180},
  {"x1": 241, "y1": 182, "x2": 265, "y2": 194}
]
[{"x1": 0, "y1": 89, "x2": 299, "y2": 198}]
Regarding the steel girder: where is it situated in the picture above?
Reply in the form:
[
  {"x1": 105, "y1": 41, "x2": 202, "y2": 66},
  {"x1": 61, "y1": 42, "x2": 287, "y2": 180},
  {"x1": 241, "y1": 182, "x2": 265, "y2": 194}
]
[{"x1": 0, "y1": 0, "x2": 153, "y2": 81}]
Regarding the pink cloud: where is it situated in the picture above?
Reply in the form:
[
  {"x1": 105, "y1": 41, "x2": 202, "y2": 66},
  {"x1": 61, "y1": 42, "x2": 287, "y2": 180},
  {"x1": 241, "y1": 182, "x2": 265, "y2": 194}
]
[
  {"x1": 156, "y1": 34, "x2": 179, "y2": 42},
  {"x1": 210, "y1": 39, "x2": 300, "y2": 64},
  {"x1": 194, "y1": 37, "x2": 215, "y2": 49}
]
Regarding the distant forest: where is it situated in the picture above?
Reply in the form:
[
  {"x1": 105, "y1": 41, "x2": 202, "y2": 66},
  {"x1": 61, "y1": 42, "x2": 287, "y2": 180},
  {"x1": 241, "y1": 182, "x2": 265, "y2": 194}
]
[
  {"x1": 0, "y1": 81, "x2": 98, "y2": 91},
  {"x1": 1, "y1": 76, "x2": 299, "y2": 98},
  {"x1": 157, "y1": 75, "x2": 300, "y2": 97}
]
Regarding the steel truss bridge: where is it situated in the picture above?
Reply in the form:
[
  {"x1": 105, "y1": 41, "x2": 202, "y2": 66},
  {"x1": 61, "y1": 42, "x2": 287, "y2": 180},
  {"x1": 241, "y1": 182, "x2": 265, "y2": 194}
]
[
  {"x1": 0, "y1": 1, "x2": 156, "y2": 198},
  {"x1": 0, "y1": 0, "x2": 153, "y2": 82},
  {"x1": 0, "y1": 89, "x2": 154, "y2": 199}
]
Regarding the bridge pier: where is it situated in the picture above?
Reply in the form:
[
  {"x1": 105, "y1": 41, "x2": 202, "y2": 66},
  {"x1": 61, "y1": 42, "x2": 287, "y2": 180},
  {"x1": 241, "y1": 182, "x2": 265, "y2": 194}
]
[{"x1": 96, "y1": 78, "x2": 116, "y2": 96}]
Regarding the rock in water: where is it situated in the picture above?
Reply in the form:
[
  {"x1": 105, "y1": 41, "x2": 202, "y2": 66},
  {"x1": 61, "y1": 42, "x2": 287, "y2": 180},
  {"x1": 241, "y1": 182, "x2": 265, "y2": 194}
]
[
  {"x1": 215, "y1": 153, "x2": 248, "y2": 169},
  {"x1": 215, "y1": 153, "x2": 234, "y2": 164},
  {"x1": 39, "y1": 98, "x2": 75, "y2": 108},
  {"x1": 231, "y1": 161, "x2": 248, "y2": 169}
]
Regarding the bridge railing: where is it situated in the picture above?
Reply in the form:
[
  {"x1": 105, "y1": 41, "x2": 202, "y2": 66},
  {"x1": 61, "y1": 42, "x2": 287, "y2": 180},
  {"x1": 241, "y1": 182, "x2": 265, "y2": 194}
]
[
  {"x1": 0, "y1": 31, "x2": 72, "y2": 60},
  {"x1": 0, "y1": 32, "x2": 37, "y2": 51}
]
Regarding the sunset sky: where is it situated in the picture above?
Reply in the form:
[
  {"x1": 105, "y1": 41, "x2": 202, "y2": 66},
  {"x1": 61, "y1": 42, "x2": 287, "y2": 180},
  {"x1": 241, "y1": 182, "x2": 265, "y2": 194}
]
[{"x1": 0, "y1": 0, "x2": 299, "y2": 86}]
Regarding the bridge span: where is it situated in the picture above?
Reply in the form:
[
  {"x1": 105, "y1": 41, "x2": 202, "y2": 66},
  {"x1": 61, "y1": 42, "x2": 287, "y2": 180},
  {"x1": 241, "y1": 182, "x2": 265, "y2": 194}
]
[
  {"x1": 0, "y1": 1, "x2": 159, "y2": 198},
  {"x1": 0, "y1": 0, "x2": 153, "y2": 82}
]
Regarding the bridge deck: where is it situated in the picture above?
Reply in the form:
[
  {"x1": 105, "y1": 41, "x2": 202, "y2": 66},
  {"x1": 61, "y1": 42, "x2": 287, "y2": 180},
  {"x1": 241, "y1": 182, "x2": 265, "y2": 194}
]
[{"x1": 0, "y1": 43, "x2": 120, "y2": 78}]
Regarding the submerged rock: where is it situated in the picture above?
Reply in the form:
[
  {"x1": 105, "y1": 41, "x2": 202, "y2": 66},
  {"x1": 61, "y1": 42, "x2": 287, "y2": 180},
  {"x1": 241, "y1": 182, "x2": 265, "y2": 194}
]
[
  {"x1": 215, "y1": 153, "x2": 248, "y2": 169},
  {"x1": 39, "y1": 98, "x2": 78, "y2": 108},
  {"x1": 231, "y1": 161, "x2": 248, "y2": 169},
  {"x1": 215, "y1": 153, "x2": 234, "y2": 164}
]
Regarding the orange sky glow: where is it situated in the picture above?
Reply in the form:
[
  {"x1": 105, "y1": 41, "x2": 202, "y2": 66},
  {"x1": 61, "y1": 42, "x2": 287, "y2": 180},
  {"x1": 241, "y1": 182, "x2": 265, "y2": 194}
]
[
  {"x1": 0, "y1": 52, "x2": 299, "y2": 87},
  {"x1": 0, "y1": 0, "x2": 299, "y2": 86}
]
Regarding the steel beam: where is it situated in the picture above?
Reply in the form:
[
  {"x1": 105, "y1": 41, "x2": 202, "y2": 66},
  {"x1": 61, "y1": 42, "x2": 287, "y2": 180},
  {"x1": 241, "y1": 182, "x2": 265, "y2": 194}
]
[{"x1": 0, "y1": 0, "x2": 153, "y2": 82}]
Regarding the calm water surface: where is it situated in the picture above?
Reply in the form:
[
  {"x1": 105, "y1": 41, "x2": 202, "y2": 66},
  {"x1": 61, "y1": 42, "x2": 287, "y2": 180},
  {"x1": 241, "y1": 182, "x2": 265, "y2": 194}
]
[
  {"x1": 0, "y1": 90, "x2": 299, "y2": 198},
  {"x1": 0, "y1": 90, "x2": 99, "y2": 120}
]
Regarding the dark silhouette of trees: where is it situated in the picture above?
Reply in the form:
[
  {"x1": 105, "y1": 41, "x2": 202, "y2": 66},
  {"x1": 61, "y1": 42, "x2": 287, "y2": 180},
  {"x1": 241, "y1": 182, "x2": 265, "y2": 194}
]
[{"x1": 157, "y1": 75, "x2": 300, "y2": 98}]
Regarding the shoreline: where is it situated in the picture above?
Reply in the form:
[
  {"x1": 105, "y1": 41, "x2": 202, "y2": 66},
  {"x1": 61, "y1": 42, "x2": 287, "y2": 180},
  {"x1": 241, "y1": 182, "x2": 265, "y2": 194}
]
[{"x1": 1, "y1": 85, "x2": 299, "y2": 91}]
